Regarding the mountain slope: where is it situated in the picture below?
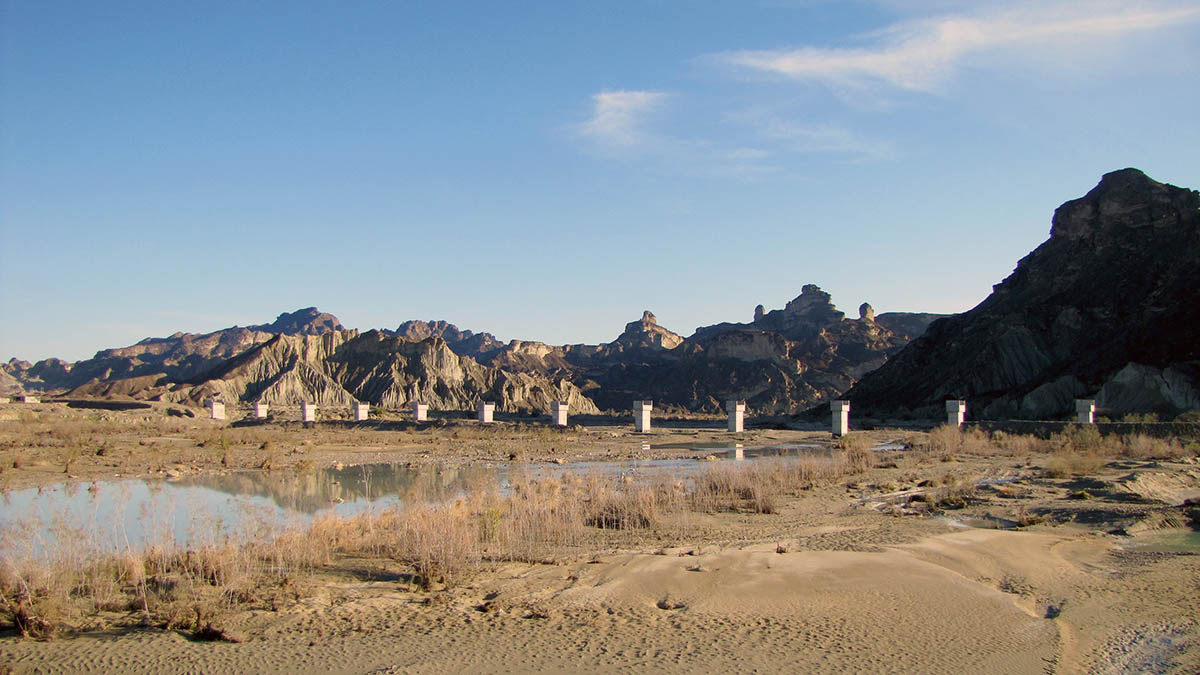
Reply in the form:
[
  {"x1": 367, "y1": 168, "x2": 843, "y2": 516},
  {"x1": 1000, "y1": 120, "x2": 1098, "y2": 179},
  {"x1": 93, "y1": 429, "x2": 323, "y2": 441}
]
[
  {"x1": 6, "y1": 308, "x2": 345, "y2": 393},
  {"x1": 844, "y1": 168, "x2": 1200, "y2": 418}
]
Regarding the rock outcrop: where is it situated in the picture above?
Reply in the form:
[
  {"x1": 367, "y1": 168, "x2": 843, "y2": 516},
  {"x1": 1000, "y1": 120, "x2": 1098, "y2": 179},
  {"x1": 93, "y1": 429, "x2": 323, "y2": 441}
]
[
  {"x1": 6, "y1": 308, "x2": 345, "y2": 393},
  {"x1": 249, "y1": 307, "x2": 343, "y2": 335},
  {"x1": 392, "y1": 320, "x2": 505, "y2": 359},
  {"x1": 9, "y1": 295, "x2": 943, "y2": 415},
  {"x1": 462, "y1": 293, "x2": 943, "y2": 414},
  {"x1": 72, "y1": 329, "x2": 601, "y2": 415},
  {"x1": 845, "y1": 168, "x2": 1200, "y2": 419}
]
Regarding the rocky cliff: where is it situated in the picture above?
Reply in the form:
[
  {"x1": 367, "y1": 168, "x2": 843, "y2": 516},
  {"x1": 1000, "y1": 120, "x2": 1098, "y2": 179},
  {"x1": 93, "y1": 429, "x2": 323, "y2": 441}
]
[
  {"x1": 9, "y1": 295, "x2": 941, "y2": 415},
  {"x1": 466, "y1": 289, "x2": 943, "y2": 414},
  {"x1": 844, "y1": 168, "x2": 1200, "y2": 419},
  {"x1": 5, "y1": 308, "x2": 345, "y2": 393},
  {"x1": 250, "y1": 307, "x2": 343, "y2": 335},
  {"x1": 69, "y1": 330, "x2": 600, "y2": 415}
]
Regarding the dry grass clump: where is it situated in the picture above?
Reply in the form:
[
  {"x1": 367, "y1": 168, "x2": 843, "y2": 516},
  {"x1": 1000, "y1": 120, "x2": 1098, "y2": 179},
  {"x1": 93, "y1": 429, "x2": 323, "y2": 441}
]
[
  {"x1": 913, "y1": 425, "x2": 994, "y2": 460},
  {"x1": 1120, "y1": 434, "x2": 1188, "y2": 459},
  {"x1": 1038, "y1": 427, "x2": 1194, "y2": 477},
  {"x1": 691, "y1": 451, "x2": 871, "y2": 514},
  {"x1": 0, "y1": 526, "x2": 322, "y2": 639},
  {"x1": 989, "y1": 431, "x2": 1039, "y2": 456}
]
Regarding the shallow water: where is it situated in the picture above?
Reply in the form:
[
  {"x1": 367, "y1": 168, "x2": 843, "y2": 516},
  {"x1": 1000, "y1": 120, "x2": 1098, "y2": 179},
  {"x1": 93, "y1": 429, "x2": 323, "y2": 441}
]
[
  {"x1": 0, "y1": 443, "x2": 839, "y2": 552},
  {"x1": 1122, "y1": 530, "x2": 1200, "y2": 554}
]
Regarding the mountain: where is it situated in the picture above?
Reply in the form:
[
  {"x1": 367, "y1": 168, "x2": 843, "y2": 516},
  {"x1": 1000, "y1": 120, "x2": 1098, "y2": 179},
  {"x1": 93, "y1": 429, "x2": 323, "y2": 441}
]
[
  {"x1": 68, "y1": 330, "x2": 600, "y2": 415},
  {"x1": 392, "y1": 320, "x2": 505, "y2": 360},
  {"x1": 250, "y1": 307, "x2": 343, "y2": 335},
  {"x1": 844, "y1": 168, "x2": 1200, "y2": 419},
  {"x1": 5, "y1": 309, "x2": 345, "y2": 393},
  {"x1": 7, "y1": 296, "x2": 943, "y2": 415},
  {"x1": 466, "y1": 287, "x2": 945, "y2": 414}
]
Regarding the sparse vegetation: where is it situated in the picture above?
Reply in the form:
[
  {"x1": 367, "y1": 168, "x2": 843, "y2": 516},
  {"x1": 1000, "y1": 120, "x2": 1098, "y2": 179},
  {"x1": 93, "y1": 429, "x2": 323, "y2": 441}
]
[{"x1": 0, "y1": 445, "x2": 875, "y2": 637}]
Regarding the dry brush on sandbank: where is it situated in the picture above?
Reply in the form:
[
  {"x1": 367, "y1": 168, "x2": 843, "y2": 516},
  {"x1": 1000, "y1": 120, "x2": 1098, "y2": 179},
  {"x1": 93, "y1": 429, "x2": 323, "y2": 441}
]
[{"x1": 0, "y1": 448, "x2": 869, "y2": 639}]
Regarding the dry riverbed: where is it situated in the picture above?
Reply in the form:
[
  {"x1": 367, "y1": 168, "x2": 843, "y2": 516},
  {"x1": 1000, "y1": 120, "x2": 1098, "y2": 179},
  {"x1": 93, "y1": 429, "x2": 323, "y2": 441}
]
[{"x1": 0, "y1": 400, "x2": 1198, "y2": 673}]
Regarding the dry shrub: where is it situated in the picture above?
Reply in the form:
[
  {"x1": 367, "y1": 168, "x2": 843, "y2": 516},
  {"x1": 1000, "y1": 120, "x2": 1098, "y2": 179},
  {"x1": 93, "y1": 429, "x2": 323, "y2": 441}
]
[
  {"x1": 1042, "y1": 451, "x2": 1104, "y2": 478},
  {"x1": 835, "y1": 434, "x2": 874, "y2": 473},
  {"x1": 931, "y1": 474, "x2": 976, "y2": 509},
  {"x1": 1120, "y1": 435, "x2": 1186, "y2": 459},
  {"x1": 917, "y1": 425, "x2": 964, "y2": 460},
  {"x1": 991, "y1": 431, "x2": 1039, "y2": 456}
]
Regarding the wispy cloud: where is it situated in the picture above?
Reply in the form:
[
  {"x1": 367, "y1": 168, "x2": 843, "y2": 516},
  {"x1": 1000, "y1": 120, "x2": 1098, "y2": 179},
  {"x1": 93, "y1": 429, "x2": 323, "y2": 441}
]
[
  {"x1": 572, "y1": 90, "x2": 780, "y2": 177},
  {"x1": 576, "y1": 90, "x2": 668, "y2": 148},
  {"x1": 748, "y1": 117, "x2": 898, "y2": 162},
  {"x1": 714, "y1": 2, "x2": 1200, "y2": 91}
]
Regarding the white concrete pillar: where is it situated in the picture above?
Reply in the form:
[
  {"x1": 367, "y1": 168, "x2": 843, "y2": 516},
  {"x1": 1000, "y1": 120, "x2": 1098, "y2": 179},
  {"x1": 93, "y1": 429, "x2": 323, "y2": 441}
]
[
  {"x1": 831, "y1": 400, "x2": 850, "y2": 437},
  {"x1": 552, "y1": 401, "x2": 569, "y2": 427},
  {"x1": 1075, "y1": 399, "x2": 1096, "y2": 425},
  {"x1": 207, "y1": 400, "x2": 225, "y2": 421},
  {"x1": 732, "y1": 443, "x2": 745, "y2": 461},
  {"x1": 633, "y1": 400, "x2": 652, "y2": 433},
  {"x1": 946, "y1": 399, "x2": 966, "y2": 428},
  {"x1": 726, "y1": 400, "x2": 746, "y2": 433},
  {"x1": 254, "y1": 402, "x2": 269, "y2": 419},
  {"x1": 477, "y1": 401, "x2": 494, "y2": 424},
  {"x1": 353, "y1": 403, "x2": 369, "y2": 422},
  {"x1": 301, "y1": 403, "x2": 316, "y2": 423},
  {"x1": 17, "y1": 395, "x2": 39, "y2": 404},
  {"x1": 412, "y1": 402, "x2": 428, "y2": 422}
]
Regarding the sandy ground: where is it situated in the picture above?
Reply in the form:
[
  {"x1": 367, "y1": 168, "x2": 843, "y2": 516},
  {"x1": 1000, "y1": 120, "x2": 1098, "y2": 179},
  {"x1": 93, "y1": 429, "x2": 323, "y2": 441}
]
[{"x1": 0, "y1": 401, "x2": 1198, "y2": 673}]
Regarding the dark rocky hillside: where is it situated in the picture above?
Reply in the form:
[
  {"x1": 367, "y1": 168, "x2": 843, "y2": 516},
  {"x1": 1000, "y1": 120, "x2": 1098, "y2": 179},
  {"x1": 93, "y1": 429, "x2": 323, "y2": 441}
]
[{"x1": 844, "y1": 168, "x2": 1200, "y2": 419}]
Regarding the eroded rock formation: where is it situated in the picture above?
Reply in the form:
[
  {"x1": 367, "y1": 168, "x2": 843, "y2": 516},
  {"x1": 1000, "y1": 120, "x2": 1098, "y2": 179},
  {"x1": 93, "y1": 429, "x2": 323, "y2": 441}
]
[{"x1": 845, "y1": 168, "x2": 1200, "y2": 419}]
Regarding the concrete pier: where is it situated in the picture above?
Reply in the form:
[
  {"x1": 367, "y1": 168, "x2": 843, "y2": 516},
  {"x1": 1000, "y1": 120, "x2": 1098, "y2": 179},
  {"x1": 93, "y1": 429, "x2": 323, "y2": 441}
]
[
  {"x1": 207, "y1": 400, "x2": 225, "y2": 421},
  {"x1": 633, "y1": 400, "x2": 652, "y2": 433},
  {"x1": 726, "y1": 400, "x2": 746, "y2": 433},
  {"x1": 552, "y1": 401, "x2": 569, "y2": 427},
  {"x1": 412, "y1": 402, "x2": 428, "y2": 422},
  {"x1": 353, "y1": 403, "x2": 369, "y2": 422},
  {"x1": 17, "y1": 395, "x2": 39, "y2": 404},
  {"x1": 1076, "y1": 399, "x2": 1096, "y2": 425},
  {"x1": 946, "y1": 400, "x2": 966, "y2": 428},
  {"x1": 732, "y1": 443, "x2": 745, "y2": 460},
  {"x1": 832, "y1": 400, "x2": 850, "y2": 437},
  {"x1": 254, "y1": 402, "x2": 269, "y2": 419},
  {"x1": 301, "y1": 403, "x2": 316, "y2": 423},
  {"x1": 477, "y1": 401, "x2": 494, "y2": 424}
]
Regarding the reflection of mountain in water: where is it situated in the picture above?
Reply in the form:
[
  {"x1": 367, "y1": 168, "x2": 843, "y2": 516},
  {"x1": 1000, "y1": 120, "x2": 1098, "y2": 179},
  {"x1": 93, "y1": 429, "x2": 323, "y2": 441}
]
[{"x1": 173, "y1": 463, "x2": 501, "y2": 514}]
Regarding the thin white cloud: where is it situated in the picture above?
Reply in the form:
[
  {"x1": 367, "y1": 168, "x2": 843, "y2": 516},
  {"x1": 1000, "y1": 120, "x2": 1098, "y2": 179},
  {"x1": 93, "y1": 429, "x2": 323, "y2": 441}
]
[
  {"x1": 751, "y1": 117, "x2": 898, "y2": 161},
  {"x1": 577, "y1": 90, "x2": 668, "y2": 148},
  {"x1": 715, "y1": 2, "x2": 1200, "y2": 91},
  {"x1": 572, "y1": 90, "x2": 780, "y2": 177}
]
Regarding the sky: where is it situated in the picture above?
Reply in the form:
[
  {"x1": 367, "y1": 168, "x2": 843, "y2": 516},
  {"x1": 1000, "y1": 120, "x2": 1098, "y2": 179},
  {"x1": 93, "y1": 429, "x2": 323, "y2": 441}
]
[{"x1": 2, "y1": 0, "x2": 1198, "y2": 362}]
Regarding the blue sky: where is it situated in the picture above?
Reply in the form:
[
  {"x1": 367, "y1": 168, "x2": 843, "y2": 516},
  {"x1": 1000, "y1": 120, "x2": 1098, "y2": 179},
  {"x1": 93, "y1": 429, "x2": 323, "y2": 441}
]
[{"x1": 2, "y1": 0, "x2": 1198, "y2": 362}]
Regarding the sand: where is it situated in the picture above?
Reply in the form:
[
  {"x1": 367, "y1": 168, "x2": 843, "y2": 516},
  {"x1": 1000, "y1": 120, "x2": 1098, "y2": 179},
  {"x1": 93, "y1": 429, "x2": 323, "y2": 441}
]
[{"x1": 0, "y1": 401, "x2": 1198, "y2": 673}]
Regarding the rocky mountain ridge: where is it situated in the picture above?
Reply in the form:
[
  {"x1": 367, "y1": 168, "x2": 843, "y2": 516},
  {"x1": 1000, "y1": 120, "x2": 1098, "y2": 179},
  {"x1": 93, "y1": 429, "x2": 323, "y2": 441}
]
[
  {"x1": 6, "y1": 290, "x2": 942, "y2": 413},
  {"x1": 845, "y1": 168, "x2": 1200, "y2": 419}
]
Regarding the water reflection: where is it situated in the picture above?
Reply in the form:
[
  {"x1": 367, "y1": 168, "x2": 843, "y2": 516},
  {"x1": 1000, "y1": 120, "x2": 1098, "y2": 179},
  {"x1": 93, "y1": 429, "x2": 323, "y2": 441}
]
[
  {"x1": 171, "y1": 462, "x2": 498, "y2": 515},
  {"x1": 0, "y1": 442, "x2": 838, "y2": 552}
]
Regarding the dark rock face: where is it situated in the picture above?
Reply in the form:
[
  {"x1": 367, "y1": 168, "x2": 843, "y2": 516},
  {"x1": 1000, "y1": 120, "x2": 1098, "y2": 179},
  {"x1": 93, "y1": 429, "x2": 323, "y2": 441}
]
[{"x1": 845, "y1": 168, "x2": 1200, "y2": 419}]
